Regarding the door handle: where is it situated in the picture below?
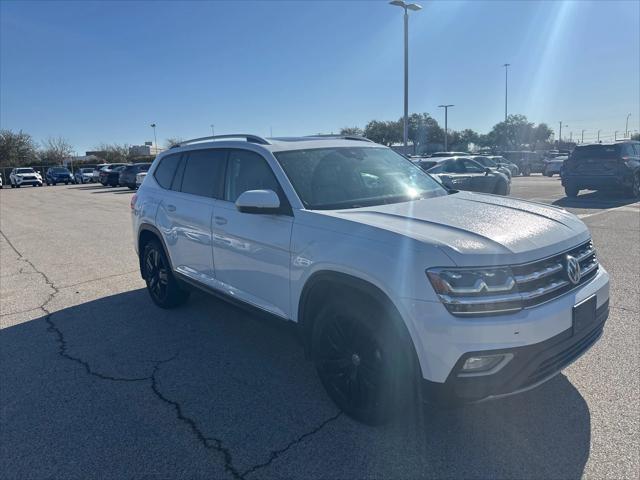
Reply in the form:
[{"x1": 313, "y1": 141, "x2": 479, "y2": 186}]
[
  {"x1": 166, "y1": 204, "x2": 176, "y2": 212},
  {"x1": 214, "y1": 216, "x2": 227, "y2": 225}
]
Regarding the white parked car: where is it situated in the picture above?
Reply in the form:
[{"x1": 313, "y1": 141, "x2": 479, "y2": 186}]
[
  {"x1": 544, "y1": 156, "x2": 568, "y2": 177},
  {"x1": 74, "y1": 167, "x2": 95, "y2": 184},
  {"x1": 135, "y1": 171, "x2": 147, "y2": 189},
  {"x1": 9, "y1": 167, "x2": 43, "y2": 187},
  {"x1": 131, "y1": 134, "x2": 610, "y2": 424}
]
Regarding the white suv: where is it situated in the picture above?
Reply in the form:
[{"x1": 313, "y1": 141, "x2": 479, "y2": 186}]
[
  {"x1": 9, "y1": 167, "x2": 43, "y2": 187},
  {"x1": 132, "y1": 134, "x2": 610, "y2": 424}
]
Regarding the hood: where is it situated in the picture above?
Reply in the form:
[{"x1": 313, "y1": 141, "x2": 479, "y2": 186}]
[{"x1": 318, "y1": 191, "x2": 589, "y2": 266}]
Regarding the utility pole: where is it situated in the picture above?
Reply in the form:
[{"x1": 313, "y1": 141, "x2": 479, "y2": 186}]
[
  {"x1": 597, "y1": 129, "x2": 601, "y2": 142},
  {"x1": 615, "y1": 131, "x2": 618, "y2": 141},
  {"x1": 503, "y1": 63, "x2": 510, "y2": 122},
  {"x1": 438, "y1": 104, "x2": 454, "y2": 151},
  {"x1": 626, "y1": 113, "x2": 631, "y2": 138},
  {"x1": 558, "y1": 121, "x2": 563, "y2": 146},
  {"x1": 581, "y1": 129, "x2": 585, "y2": 144},
  {"x1": 569, "y1": 131, "x2": 573, "y2": 143},
  {"x1": 389, "y1": 1, "x2": 422, "y2": 149}
]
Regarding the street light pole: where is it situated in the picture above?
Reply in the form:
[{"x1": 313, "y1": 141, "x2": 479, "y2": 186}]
[
  {"x1": 390, "y1": 1, "x2": 422, "y2": 150},
  {"x1": 438, "y1": 104, "x2": 454, "y2": 151},
  {"x1": 503, "y1": 63, "x2": 510, "y2": 122},
  {"x1": 581, "y1": 129, "x2": 585, "y2": 144},
  {"x1": 597, "y1": 129, "x2": 601, "y2": 142},
  {"x1": 210, "y1": 124, "x2": 215, "y2": 136},
  {"x1": 615, "y1": 131, "x2": 618, "y2": 141},
  {"x1": 558, "y1": 121, "x2": 563, "y2": 145},
  {"x1": 625, "y1": 113, "x2": 631, "y2": 138},
  {"x1": 150, "y1": 123, "x2": 158, "y2": 151}
]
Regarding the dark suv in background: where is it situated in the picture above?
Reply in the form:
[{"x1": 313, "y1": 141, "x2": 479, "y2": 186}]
[
  {"x1": 119, "y1": 163, "x2": 151, "y2": 189},
  {"x1": 562, "y1": 141, "x2": 640, "y2": 198}
]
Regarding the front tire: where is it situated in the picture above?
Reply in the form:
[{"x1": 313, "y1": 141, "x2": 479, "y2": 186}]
[
  {"x1": 494, "y1": 181, "x2": 508, "y2": 196},
  {"x1": 312, "y1": 297, "x2": 416, "y2": 425},
  {"x1": 142, "y1": 240, "x2": 190, "y2": 309}
]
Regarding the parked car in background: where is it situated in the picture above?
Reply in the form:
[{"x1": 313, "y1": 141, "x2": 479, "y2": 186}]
[
  {"x1": 9, "y1": 167, "x2": 43, "y2": 187},
  {"x1": 430, "y1": 151, "x2": 470, "y2": 158},
  {"x1": 74, "y1": 167, "x2": 95, "y2": 184},
  {"x1": 486, "y1": 155, "x2": 520, "y2": 176},
  {"x1": 469, "y1": 155, "x2": 513, "y2": 179},
  {"x1": 543, "y1": 156, "x2": 568, "y2": 177},
  {"x1": 501, "y1": 151, "x2": 545, "y2": 176},
  {"x1": 135, "y1": 171, "x2": 147, "y2": 189},
  {"x1": 45, "y1": 166, "x2": 74, "y2": 185},
  {"x1": 99, "y1": 164, "x2": 126, "y2": 186},
  {"x1": 119, "y1": 163, "x2": 151, "y2": 190},
  {"x1": 92, "y1": 163, "x2": 111, "y2": 182},
  {"x1": 0, "y1": 173, "x2": 3, "y2": 189},
  {"x1": 562, "y1": 141, "x2": 640, "y2": 198},
  {"x1": 423, "y1": 157, "x2": 511, "y2": 195}
]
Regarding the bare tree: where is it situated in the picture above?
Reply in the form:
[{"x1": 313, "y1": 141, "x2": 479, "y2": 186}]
[
  {"x1": 0, "y1": 130, "x2": 39, "y2": 168},
  {"x1": 39, "y1": 136, "x2": 74, "y2": 164},
  {"x1": 165, "y1": 137, "x2": 184, "y2": 148},
  {"x1": 93, "y1": 143, "x2": 131, "y2": 163}
]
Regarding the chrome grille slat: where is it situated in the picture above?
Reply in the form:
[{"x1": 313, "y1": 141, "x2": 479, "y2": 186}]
[{"x1": 514, "y1": 263, "x2": 563, "y2": 284}]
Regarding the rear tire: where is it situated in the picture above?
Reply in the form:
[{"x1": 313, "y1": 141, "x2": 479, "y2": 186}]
[
  {"x1": 565, "y1": 184, "x2": 579, "y2": 197},
  {"x1": 141, "y1": 239, "x2": 190, "y2": 309},
  {"x1": 629, "y1": 174, "x2": 640, "y2": 199},
  {"x1": 311, "y1": 296, "x2": 416, "y2": 425}
]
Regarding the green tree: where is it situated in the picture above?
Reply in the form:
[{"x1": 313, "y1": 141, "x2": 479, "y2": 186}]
[
  {"x1": 0, "y1": 130, "x2": 38, "y2": 168},
  {"x1": 339, "y1": 127, "x2": 364, "y2": 137},
  {"x1": 487, "y1": 114, "x2": 535, "y2": 149},
  {"x1": 364, "y1": 120, "x2": 402, "y2": 146},
  {"x1": 407, "y1": 113, "x2": 444, "y2": 152}
]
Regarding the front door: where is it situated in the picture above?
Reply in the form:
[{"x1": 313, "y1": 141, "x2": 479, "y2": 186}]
[{"x1": 211, "y1": 149, "x2": 293, "y2": 318}]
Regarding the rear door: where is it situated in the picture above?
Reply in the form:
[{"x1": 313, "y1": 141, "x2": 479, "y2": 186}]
[{"x1": 441, "y1": 159, "x2": 472, "y2": 190}]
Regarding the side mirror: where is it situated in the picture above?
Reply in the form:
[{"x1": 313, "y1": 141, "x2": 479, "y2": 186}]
[
  {"x1": 235, "y1": 189, "x2": 281, "y2": 214},
  {"x1": 484, "y1": 167, "x2": 492, "y2": 175}
]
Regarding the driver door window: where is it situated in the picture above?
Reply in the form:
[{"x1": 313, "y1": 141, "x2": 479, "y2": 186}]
[{"x1": 225, "y1": 150, "x2": 281, "y2": 202}]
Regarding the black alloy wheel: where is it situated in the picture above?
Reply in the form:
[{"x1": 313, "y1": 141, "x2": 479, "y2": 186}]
[
  {"x1": 313, "y1": 299, "x2": 415, "y2": 425},
  {"x1": 142, "y1": 240, "x2": 189, "y2": 308}
]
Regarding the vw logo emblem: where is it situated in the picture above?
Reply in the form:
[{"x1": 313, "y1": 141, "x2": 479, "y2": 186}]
[{"x1": 566, "y1": 255, "x2": 581, "y2": 285}]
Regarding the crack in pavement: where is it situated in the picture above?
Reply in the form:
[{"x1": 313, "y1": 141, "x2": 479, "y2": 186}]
[{"x1": 1, "y1": 229, "x2": 346, "y2": 479}]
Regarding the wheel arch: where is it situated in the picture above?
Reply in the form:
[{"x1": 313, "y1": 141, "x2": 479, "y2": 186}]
[
  {"x1": 297, "y1": 270, "x2": 421, "y2": 375},
  {"x1": 137, "y1": 224, "x2": 174, "y2": 277}
]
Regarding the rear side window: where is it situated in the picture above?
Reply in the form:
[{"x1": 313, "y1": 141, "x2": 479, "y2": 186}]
[
  {"x1": 180, "y1": 149, "x2": 227, "y2": 198},
  {"x1": 224, "y1": 150, "x2": 281, "y2": 202},
  {"x1": 154, "y1": 154, "x2": 181, "y2": 189}
]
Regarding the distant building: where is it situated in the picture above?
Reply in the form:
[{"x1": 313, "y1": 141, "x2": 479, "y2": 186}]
[{"x1": 129, "y1": 142, "x2": 163, "y2": 157}]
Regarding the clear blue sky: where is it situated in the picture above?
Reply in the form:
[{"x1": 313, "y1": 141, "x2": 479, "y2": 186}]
[{"x1": 1, "y1": 0, "x2": 638, "y2": 154}]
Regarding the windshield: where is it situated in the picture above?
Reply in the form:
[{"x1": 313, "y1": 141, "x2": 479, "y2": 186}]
[
  {"x1": 81, "y1": 168, "x2": 93, "y2": 173},
  {"x1": 52, "y1": 167, "x2": 68, "y2": 173},
  {"x1": 16, "y1": 168, "x2": 35, "y2": 174},
  {"x1": 275, "y1": 147, "x2": 447, "y2": 210}
]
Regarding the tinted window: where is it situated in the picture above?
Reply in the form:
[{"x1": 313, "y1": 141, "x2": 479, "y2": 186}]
[
  {"x1": 443, "y1": 160, "x2": 465, "y2": 173},
  {"x1": 154, "y1": 154, "x2": 181, "y2": 189},
  {"x1": 462, "y1": 159, "x2": 485, "y2": 173},
  {"x1": 225, "y1": 150, "x2": 280, "y2": 202},
  {"x1": 180, "y1": 149, "x2": 227, "y2": 198},
  {"x1": 571, "y1": 144, "x2": 621, "y2": 160}
]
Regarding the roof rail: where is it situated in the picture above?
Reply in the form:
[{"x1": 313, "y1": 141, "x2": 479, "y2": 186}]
[
  {"x1": 304, "y1": 135, "x2": 374, "y2": 143},
  {"x1": 171, "y1": 134, "x2": 271, "y2": 148}
]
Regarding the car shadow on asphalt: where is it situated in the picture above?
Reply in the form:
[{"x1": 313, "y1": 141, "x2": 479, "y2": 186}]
[
  {"x1": 0, "y1": 289, "x2": 591, "y2": 479},
  {"x1": 553, "y1": 190, "x2": 638, "y2": 209}
]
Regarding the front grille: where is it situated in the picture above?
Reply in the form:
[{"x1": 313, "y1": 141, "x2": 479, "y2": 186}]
[
  {"x1": 525, "y1": 300, "x2": 608, "y2": 386},
  {"x1": 22, "y1": 176, "x2": 36, "y2": 180},
  {"x1": 512, "y1": 240, "x2": 598, "y2": 308}
]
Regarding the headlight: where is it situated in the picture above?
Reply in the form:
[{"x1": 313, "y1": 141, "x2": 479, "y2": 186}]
[{"x1": 426, "y1": 267, "x2": 521, "y2": 316}]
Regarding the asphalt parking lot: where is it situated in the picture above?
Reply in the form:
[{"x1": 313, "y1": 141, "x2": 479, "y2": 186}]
[{"x1": 1, "y1": 176, "x2": 638, "y2": 479}]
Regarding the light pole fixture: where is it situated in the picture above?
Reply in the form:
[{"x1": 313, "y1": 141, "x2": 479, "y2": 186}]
[
  {"x1": 503, "y1": 63, "x2": 510, "y2": 122},
  {"x1": 150, "y1": 123, "x2": 158, "y2": 151},
  {"x1": 625, "y1": 113, "x2": 631, "y2": 138},
  {"x1": 389, "y1": 0, "x2": 422, "y2": 150},
  {"x1": 438, "y1": 104, "x2": 454, "y2": 151}
]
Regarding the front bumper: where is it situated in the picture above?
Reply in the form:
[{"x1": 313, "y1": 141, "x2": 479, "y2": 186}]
[
  {"x1": 14, "y1": 179, "x2": 42, "y2": 185},
  {"x1": 422, "y1": 299, "x2": 609, "y2": 403},
  {"x1": 400, "y1": 266, "x2": 609, "y2": 400}
]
